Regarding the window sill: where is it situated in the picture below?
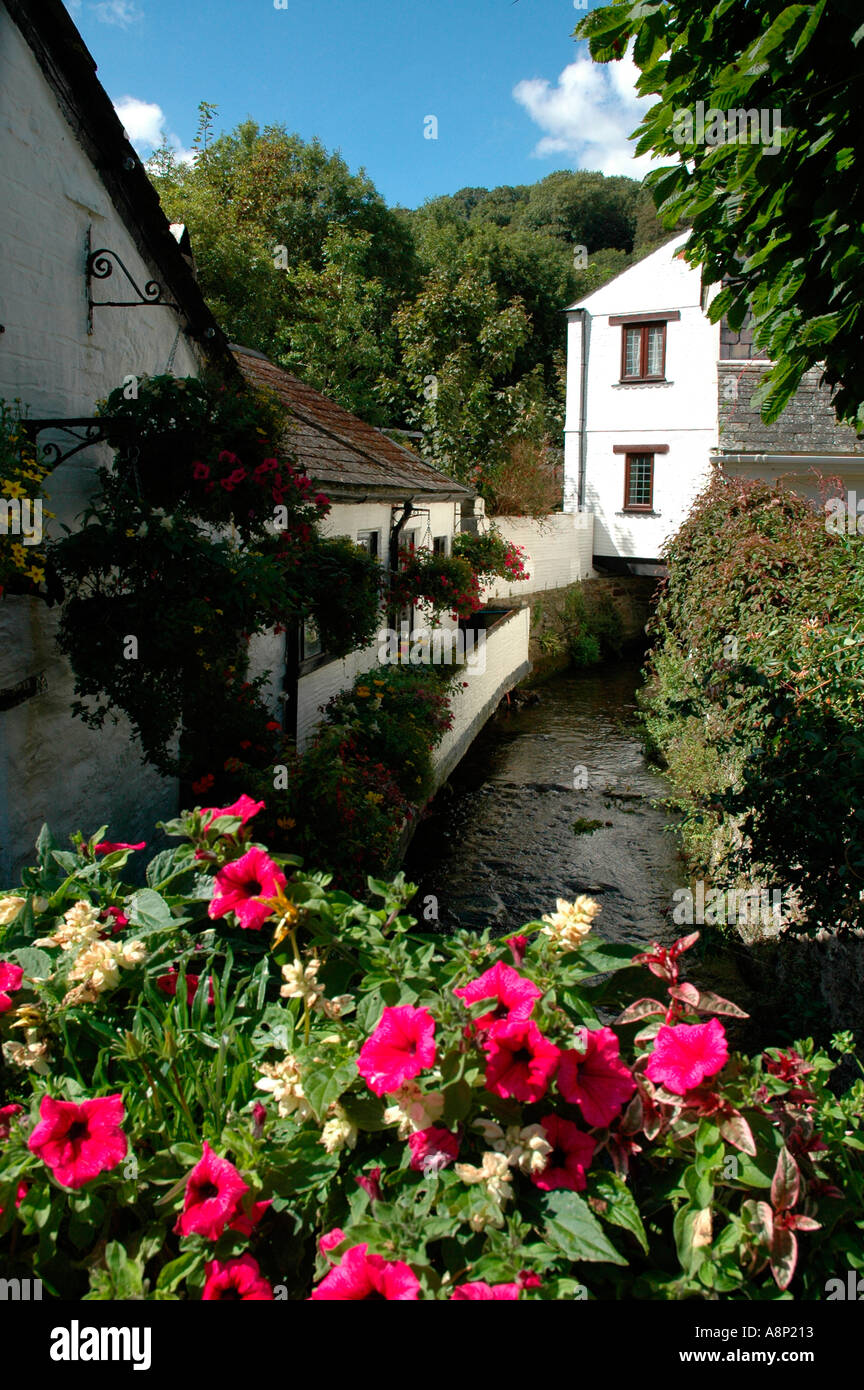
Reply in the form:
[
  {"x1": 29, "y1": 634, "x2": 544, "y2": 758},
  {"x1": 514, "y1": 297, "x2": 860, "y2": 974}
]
[
  {"x1": 614, "y1": 379, "x2": 673, "y2": 388},
  {"x1": 618, "y1": 510, "x2": 661, "y2": 517}
]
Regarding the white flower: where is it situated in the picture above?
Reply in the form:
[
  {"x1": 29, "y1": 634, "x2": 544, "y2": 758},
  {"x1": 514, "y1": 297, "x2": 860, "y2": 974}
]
[
  {"x1": 540, "y1": 896, "x2": 600, "y2": 953},
  {"x1": 117, "y1": 939, "x2": 147, "y2": 968},
  {"x1": 280, "y1": 958, "x2": 323, "y2": 1007},
  {"x1": 318, "y1": 994, "x2": 353, "y2": 1020},
  {"x1": 474, "y1": 1118, "x2": 552, "y2": 1176},
  {"x1": 256, "y1": 1056, "x2": 314, "y2": 1122},
  {"x1": 69, "y1": 940, "x2": 122, "y2": 992},
  {"x1": 383, "y1": 1081, "x2": 445, "y2": 1137},
  {"x1": 36, "y1": 899, "x2": 102, "y2": 950},
  {"x1": 3, "y1": 1034, "x2": 50, "y2": 1074},
  {"x1": 320, "y1": 1106, "x2": 358, "y2": 1154},
  {"x1": 454, "y1": 1151, "x2": 513, "y2": 1204},
  {"x1": 0, "y1": 896, "x2": 26, "y2": 926}
]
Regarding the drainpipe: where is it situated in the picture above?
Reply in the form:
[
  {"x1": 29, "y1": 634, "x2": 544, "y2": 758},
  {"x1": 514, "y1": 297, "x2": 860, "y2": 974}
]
[{"x1": 575, "y1": 309, "x2": 591, "y2": 511}]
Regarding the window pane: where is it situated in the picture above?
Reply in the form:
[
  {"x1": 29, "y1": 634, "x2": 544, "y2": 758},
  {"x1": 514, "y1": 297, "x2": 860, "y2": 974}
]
[
  {"x1": 302, "y1": 618, "x2": 322, "y2": 659},
  {"x1": 627, "y1": 454, "x2": 653, "y2": 508},
  {"x1": 432, "y1": 535, "x2": 448, "y2": 555},
  {"x1": 357, "y1": 529, "x2": 380, "y2": 558},
  {"x1": 624, "y1": 328, "x2": 641, "y2": 376},
  {"x1": 646, "y1": 326, "x2": 664, "y2": 376}
]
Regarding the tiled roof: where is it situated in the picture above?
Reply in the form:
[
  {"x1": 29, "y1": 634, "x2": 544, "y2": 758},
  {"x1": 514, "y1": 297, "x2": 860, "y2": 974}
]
[{"x1": 232, "y1": 346, "x2": 472, "y2": 502}]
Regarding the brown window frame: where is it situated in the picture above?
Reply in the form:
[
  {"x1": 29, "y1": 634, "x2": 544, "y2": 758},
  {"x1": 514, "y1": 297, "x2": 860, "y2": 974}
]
[
  {"x1": 620, "y1": 322, "x2": 667, "y2": 382},
  {"x1": 623, "y1": 452, "x2": 655, "y2": 513}
]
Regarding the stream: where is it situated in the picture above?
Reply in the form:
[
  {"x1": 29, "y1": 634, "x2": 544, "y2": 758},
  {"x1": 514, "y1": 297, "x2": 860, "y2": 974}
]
[{"x1": 404, "y1": 660, "x2": 682, "y2": 947}]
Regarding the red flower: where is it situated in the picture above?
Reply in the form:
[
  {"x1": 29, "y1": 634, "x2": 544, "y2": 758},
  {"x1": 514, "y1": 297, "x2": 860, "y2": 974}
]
[
  {"x1": 208, "y1": 846, "x2": 286, "y2": 932},
  {"x1": 356, "y1": 1005, "x2": 436, "y2": 1096},
  {"x1": 319, "y1": 1227, "x2": 347, "y2": 1257},
  {"x1": 201, "y1": 793, "x2": 265, "y2": 832},
  {"x1": 453, "y1": 961, "x2": 541, "y2": 1032},
  {"x1": 192, "y1": 462, "x2": 210, "y2": 480},
  {"x1": 309, "y1": 1245, "x2": 420, "y2": 1300},
  {"x1": 0, "y1": 1104, "x2": 23, "y2": 1142},
  {"x1": 101, "y1": 906, "x2": 129, "y2": 932},
  {"x1": 157, "y1": 970, "x2": 215, "y2": 1007},
  {"x1": 192, "y1": 773, "x2": 216, "y2": 796},
  {"x1": 228, "y1": 1197, "x2": 271, "y2": 1237},
  {"x1": 175, "y1": 1142, "x2": 249, "y2": 1240},
  {"x1": 557, "y1": 1027, "x2": 636, "y2": 1128},
  {"x1": 451, "y1": 1282, "x2": 522, "y2": 1300},
  {"x1": 482, "y1": 1019, "x2": 560, "y2": 1103},
  {"x1": 0, "y1": 1181, "x2": 28, "y2": 1218},
  {"x1": 645, "y1": 1019, "x2": 729, "y2": 1096},
  {"x1": 202, "y1": 1255, "x2": 273, "y2": 1301},
  {"x1": 355, "y1": 1167, "x2": 383, "y2": 1203},
  {"x1": 93, "y1": 841, "x2": 146, "y2": 855},
  {"x1": 505, "y1": 934, "x2": 529, "y2": 967},
  {"x1": 532, "y1": 1114, "x2": 596, "y2": 1193},
  {"x1": 0, "y1": 962, "x2": 24, "y2": 1014},
  {"x1": 408, "y1": 1126, "x2": 459, "y2": 1173},
  {"x1": 28, "y1": 1094, "x2": 127, "y2": 1189}
]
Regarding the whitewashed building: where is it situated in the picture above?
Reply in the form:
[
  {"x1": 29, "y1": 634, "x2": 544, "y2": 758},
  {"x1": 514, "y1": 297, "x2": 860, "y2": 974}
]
[{"x1": 564, "y1": 232, "x2": 864, "y2": 572}]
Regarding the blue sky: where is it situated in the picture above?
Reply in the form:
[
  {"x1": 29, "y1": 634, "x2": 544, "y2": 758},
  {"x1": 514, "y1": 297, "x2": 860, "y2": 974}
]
[{"x1": 64, "y1": 0, "x2": 654, "y2": 207}]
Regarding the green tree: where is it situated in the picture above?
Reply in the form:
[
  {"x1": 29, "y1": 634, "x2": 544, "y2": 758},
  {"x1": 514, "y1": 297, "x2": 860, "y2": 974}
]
[{"x1": 577, "y1": 0, "x2": 864, "y2": 427}]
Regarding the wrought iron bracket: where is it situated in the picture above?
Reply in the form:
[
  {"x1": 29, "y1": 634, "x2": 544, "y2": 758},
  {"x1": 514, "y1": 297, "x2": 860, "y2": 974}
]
[
  {"x1": 86, "y1": 226, "x2": 179, "y2": 334},
  {"x1": 20, "y1": 417, "x2": 130, "y2": 469}
]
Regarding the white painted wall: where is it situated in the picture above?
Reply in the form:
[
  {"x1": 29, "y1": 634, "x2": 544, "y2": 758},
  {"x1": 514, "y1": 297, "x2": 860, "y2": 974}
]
[
  {"x1": 564, "y1": 234, "x2": 720, "y2": 561},
  {"x1": 482, "y1": 512, "x2": 594, "y2": 601},
  {"x1": 0, "y1": 7, "x2": 204, "y2": 875}
]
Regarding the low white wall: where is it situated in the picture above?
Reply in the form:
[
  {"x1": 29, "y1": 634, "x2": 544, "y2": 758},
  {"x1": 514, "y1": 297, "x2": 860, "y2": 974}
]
[
  {"x1": 432, "y1": 605, "x2": 531, "y2": 787},
  {"x1": 481, "y1": 512, "x2": 595, "y2": 600}
]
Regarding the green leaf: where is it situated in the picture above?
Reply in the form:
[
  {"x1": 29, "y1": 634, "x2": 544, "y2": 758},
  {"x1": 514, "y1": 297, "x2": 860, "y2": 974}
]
[
  {"x1": 127, "y1": 889, "x2": 176, "y2": 930},
  {"x1": 338, "y1": 1092, "x2": 389, "y2": 1132},
  {"x1": 589, "y1": 1173, "x2": 649, "y2": 1254},
  {"x1": 9, "y1": 946, "x2": 53, "y2": 981},
  {"x1": 301, "y1": 1057, "x2": 358, "y2": 1122},
  {"x1": 542, "y1": 1190, "x2": 627, "y2": 1266}
]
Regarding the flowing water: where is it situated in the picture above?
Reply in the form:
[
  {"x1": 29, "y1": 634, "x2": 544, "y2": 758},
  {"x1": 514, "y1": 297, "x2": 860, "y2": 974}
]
[{"x1": 404, "y1": 660, "x2": 682, "y2": 947}]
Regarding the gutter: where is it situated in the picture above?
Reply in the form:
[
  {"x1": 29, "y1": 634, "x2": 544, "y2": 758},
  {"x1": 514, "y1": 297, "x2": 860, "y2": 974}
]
[{"x1": 713, "y1": 452, "x2": 864, "y2": 468}]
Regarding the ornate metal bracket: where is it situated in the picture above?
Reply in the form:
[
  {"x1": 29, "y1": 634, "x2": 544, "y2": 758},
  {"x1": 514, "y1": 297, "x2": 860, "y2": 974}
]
[
  {"x1": 86, "y1": 227, "x2": 179, "y2": 334},
  {"x1": 19, "y1": 418, "x2": 118, "y2": 469}
]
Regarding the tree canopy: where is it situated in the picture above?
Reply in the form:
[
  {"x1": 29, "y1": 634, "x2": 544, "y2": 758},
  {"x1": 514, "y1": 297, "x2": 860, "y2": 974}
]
[{"x1": 577, "y1": 0, "x2": 864, "y2": 428}]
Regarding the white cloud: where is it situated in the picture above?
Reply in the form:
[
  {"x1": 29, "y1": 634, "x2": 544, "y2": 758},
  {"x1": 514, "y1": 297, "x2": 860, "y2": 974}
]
[
  {"x1": 114, "y1": 96, "x2": 195, "y2": 166},
  {"x1": 514, "y1": 48, "x2": 666, "y2": 179},
  {"x1": 90, "y1": 1, "x2": 142, "y2": 25}
]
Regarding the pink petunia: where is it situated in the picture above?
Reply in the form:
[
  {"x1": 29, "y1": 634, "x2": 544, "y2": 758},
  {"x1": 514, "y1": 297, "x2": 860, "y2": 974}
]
[
  {"x1": 228, "y1": 1197, "x2": 271, "y2": 1237},
  {"x1": 408, "y1": 1126, "x2": 459, "y2": 1173},
  {"x1": 0, "y1": 1181, "x2": 28, "y2": 1218},
  {"x1": 201, "y1": 794, "x2": 265, "y2": 832},
  {"x1": 202, "y1": 1255, "x2": 274, "y2": 1300},
  {"x1": 319, "y1": 1227, "x2": 347, "y2": 1258},
  {"x1": 0, "y1": 1104, "x2": 24, "y2": 1142},
  {"x1": 506, "y1": 935, "x2": 529, "y2": 967},
  {"x1": 645, "y1": 1019, "x2": 729, "y2": 1096},
  {"x1": 207, "y1": 846, "x2": 286, "y2": 932},
  {"x1": 356, "y1": 1005, "x2": 436, "y2": 1096},
  {"x1": 157, "y1": 969, "x2": 215, "y2": 1007},
  {"x1": 175, "y1": 1142, "x2": 249, "y2": 1240},
  {"x1": 309, "y1": 1244, "x2": 420, "y2": 1300},
  {"x1": 355, "y1": 1167, "x2": 383, "y2": 1203},
  {"x1": 453, "y1": 961, "x2": 541, "y2": 1032},
  {"x1": 482, "y1": 1019, "x2": 560, "y2": 1103},
  {"x1": 28, "y1": 1094, "x2": 127, "y2": 1189},
  {"x1": 531, "y1": 1114, "x2": 595, "y2": 1193},
  {"x1": 451, "y1": 1282, "x2": 522, "y2": 1300},
  {"x1": 557, "y1": 1027, "x2": 636, "y2": 1128},
  {"x1": 0, "y1": 962, "x2": 24, "y2": 1015},
  {"x1": 93, "y1": 841, "x2": 146, "y2": 855}
]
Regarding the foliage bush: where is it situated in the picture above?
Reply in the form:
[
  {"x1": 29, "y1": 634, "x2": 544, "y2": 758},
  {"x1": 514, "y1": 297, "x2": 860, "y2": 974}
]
[
  {"x1": 1, "y1": 807, "x2": 861, "y2": 1300},
  {"x1": 452, "y1": 527, "x2": 529, "y2": 585},
  {"x1": 641, "y1": 471, "x2": 864, "y2": 934}
]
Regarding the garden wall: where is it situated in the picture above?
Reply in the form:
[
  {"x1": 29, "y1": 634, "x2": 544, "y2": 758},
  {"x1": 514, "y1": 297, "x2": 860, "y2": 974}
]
[{"x1": 481, "y1": 512, "x2": 594, "y2": 601}]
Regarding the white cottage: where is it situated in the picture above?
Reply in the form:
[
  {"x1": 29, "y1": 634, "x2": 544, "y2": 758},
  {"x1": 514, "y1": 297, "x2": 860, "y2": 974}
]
[
  {"x1": 0, "y1": 0, "x2": 234, "y2": 876},
  {"x1": 563, "y1": 232, "x2": 864, "y2": 573}
]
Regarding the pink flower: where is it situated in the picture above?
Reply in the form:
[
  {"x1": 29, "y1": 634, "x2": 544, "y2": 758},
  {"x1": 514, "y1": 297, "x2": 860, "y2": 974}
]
[
  {"x1": 319, "y1": 1227, "x2": 347, "y2": 1258},
  {"x1": 355, "y1": 1167, "x2": 383, "y2": 1203},
  {"x1": 453, "y1": 961, "x2": 541, "y2": 1032},
  {"x1": 0, "y1": 1181, "x2": 28, "y2": 1218},
  {"x1": 93, "y1": 841, "x2": 146, "y2": 855},
  {"x1": 202, "y1": 1255, "x2": 273, "y2": 1300},
  {"x1": 192, "y1": 461, "x2": 210, "y2": 480},
  {"x1": 0, "y1": 1103, "x2": 23, "y2": 1142},
  {"x1": 645, "y1": 1019, "x2": 729, "y2": 1096},
  {"x1": 309, "y1": 1244, "x2": 420, "y2": 1300},
  {"x1": 532, "y1": 1115, "x2": 596, "y2": 1193},
  {"x1": 201, "y1": 793, "x2": 265, "y2": 832},
  {"x1": 506, "y1": 935, "x2": 529, "y2": 967},
  {"x1": 208, "y1": 846, "x2": 286, "y2": 932},
  {"x1": 482, "y1": 1019, "x2": 560, "y2": 1103},
  {"x1": 557, "y1": 1027, "x2": 636, "y2": 1128},
  {"x1": 28, "y1": 1094, "x2": 127, "y2": 1189},
  {"x1": 356, "y1": 1005, "x2": 436, "y2": 1096},
  {"x1": 157, "y1": 969, "x2": 215, "y2": 1007},
  {"x1": 175, "y1": 1142, "x2": 249, "y2": 1240},
  {"x1": 0, "y1": 962, "x2": 24, "y2": 1014},
  {"x1": 101, "y1": 906, "x2": 129, "y2": 932},
  {"x1": 408, "y1": 1126, "x2": 459, "y2": 1173},
  {"x1": 451, "y1": 1282, "x2": 522, "y2": 1300},
  {"x1": 228, "y1": 1197, "x2": 271, "y2": 1237},
  {"x1": 252, "y1": 1102, "x2": 267, "y2": 1136}
]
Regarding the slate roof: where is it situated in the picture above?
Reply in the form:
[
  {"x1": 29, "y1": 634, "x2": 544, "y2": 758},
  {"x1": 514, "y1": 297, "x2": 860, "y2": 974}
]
[{"x1": 232, "y1": 346, "x2": 472, "y2": 503}]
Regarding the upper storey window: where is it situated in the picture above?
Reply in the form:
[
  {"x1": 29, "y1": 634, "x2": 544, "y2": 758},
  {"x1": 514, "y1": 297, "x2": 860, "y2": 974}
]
[{"x1": 610, "y1": 310, "x2": 680, "y2": 383}]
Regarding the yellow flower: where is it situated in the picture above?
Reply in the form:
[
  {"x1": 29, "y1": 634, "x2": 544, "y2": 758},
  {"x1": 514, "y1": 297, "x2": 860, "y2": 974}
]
[
  {"x1": 540, "y1": 896, "x2": 600, "y2": 953},
  {"x1": 3, "y1": 481, "x2": 26, "y2": 499},
  {"x1": 355, "y1": 687, "x2": 371, "y2": 698}
]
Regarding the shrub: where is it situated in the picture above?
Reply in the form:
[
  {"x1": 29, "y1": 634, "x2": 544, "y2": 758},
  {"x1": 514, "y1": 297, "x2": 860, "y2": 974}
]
[{"x1": 0, "y1": 807, "x2": 861, "y2": 1300}]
